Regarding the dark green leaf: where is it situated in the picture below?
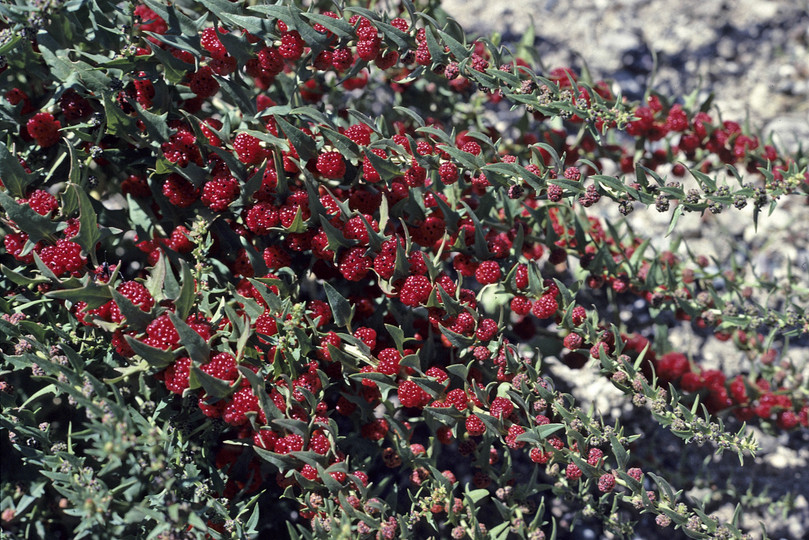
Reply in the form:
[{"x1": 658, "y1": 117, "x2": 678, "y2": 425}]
[
  {"x1": 0, "y1": 142, "x2": 31, "y2": 197},
  {"x1": 275, "y1": 115, "x2": 318, "y2": 162},
  {"x1": 189, "y1": 365, "x2": 234, "y2": 398},
  {"x1": 0, "y1": 191, "x2": 59, "y2": 243},
  {"x1": 125, "y1": 335, "x2": 176, "y2": 369},
  {"x1": 169, "y1": 312, "x2": 210, "y2": 365},
  {"x1": 173, "y1": 260, "x2": 195, "y2": 321},
  {"x1": 323, "y1": 281, "x2": 354, "y2": 329},
  {"x1": 110, "y1": 289, "x2": 152, "y2": 331}
]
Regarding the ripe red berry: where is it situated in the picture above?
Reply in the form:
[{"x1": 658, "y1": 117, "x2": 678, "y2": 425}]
[
  {"x1": 26, "y1": 189, "x2": 58, "y2": 216},
  {"x1": 316, "y1": 151, "x2": 346, "y2": 179},
  {"x1": 201, "y1": 176, "x2": 239, "y2": 211},
  {"x1": 571, "y1": 305, "x2": 586, "y2": 326},
  {"x1": 162, "y1": 174, "x2": 199, "y2": 208},
  {"x1": 144, "y1": 313, "x2": 180, "y2": 350},
  {"x1": 399, "y1": 275, "x2": 432, "y2": 307},
  {"x1": 188, "y1": 66, "x2": 219, "y2": 98},
  {"x1": 446, "y1": 389, "x2": 468, "y2": 411},
  {"x1": 233, "y1": 132, "x2": 266, "y2": 165},
  {"x1": 202, "y1": 352, "x2": 238, "y2": 382},
  {"x1": 465, "y1": 414, "x2": 486, "y2": 436},
  {"x1": 200, "y1": 27, "x2": 227, "y2": 59},
  {"x1": 110, "y1": 280, "x2": 154, "y2": 322},
  {"x1": 510, "y1": 295, "x2": 532, "y2": 316},
  {"x1": 339, "y1": 247, "x2": 371, "y2": 281},
  {"x1": 164, "y1": 357, "x2": 191, "y2": 394},
  {"x1": 279, "y1": 31, "x2": 304, "y2": 60},
  {"x1": 374, "y1": 49, "x2": 398, "y2": 70},
  {"x1": 563, "y1": 332, "x2": 583, "y2": 350},
  {"x1": 531, "y1": 294, "x2": 558, "y2": 319},
  {"x1": 356, "y1": 38, "x2": 381, "y2": 62},
  {"x1": 223, "y1": 386, "x2": 261, "y2": 426},
  {"x1": 38, "y1": 239, "x2": 86, "y2": 276},
  {"x1": 565, "y1": 462, "x2": 583, "y2": 480},
  {"x1": 598, "y1": 473, "x2": 616, "y2": 492},
  {"x1": 475, "y1": 318, "x2": 498, "y2": 341},
  {"x1": 489, "y1": 397, "x2": 514, "y2": 419},
  {"x1": 27, "y1": 112, "x2": 62, "y2": 147},
  {"x1": 354, "y1": 326, "x2": 377, "y2": 350},
  {"x1": 474, "y1": 260, "x2": 501, "y2": 285},
  {"x1": 398, "y1": 379, "x2": 430, "y2": 408},
  {"x1": 331, "y1": 48, "x2": 353, "y2": 71},
  {"x1": 377, "y1": 348, "x2": 401, "y2": 376}
]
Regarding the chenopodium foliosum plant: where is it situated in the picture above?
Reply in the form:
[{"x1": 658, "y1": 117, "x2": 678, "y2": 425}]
[{"x1": 0, "y1": 0, "x2": 807, "y2": 539}]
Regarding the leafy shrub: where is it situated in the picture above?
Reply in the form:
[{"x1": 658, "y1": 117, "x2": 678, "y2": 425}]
[{"x1": 1, "y1": 1, "x2": 807, "y2": 539}]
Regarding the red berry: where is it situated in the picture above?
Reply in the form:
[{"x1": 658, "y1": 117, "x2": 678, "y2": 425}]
[
  {"x1": 571, "y1": 306, "x2": 586, "y2": 326},
  {"x1": 164, "y1": 357, "x2": 191, "y2": 394},
  {"x1": 377, "y1": 348, "x2": 401, "y2": 376},
  {"x1": 353, "y1": 327, "x2": 377, "y2": 350},
  {"x1": 233, "y1": 132, "x2": 266, "y2": 165},
  {"x1": 489, "y1": 397, "x2": 514, "y2": 419},
  {"x1": 162, "y1": 174, "x2": 199, "y2": 208},
  {"x1": 200, "y1": 27, "x2": 227, "y2": 59},
  {"x1": 201, "y1": 176, "x2": 239, "y2": 211},
  {"x1": 26, "y1": 190, "x2": 58, "y2": 216},
  {"x1": 446, "y1": 389, "x2": 468, "y2": 411},
  {"x1": 188, "y1": 66, "x2": 219, "y2": 98},
  {"x1": 398, "y1": 379, "x2": 431, "y2": 408},
  {"x1": 339, "y1": 247, "x2": 371, "y2": 281},
  {"x1": 565, "y1": 462, "x2": 582, "y2": 480},
  {"x1": 531, "y1": 294, "x2": 558, "y2": 319},
  {"x1": 563, "y1": 332, "x2": 583, "y2": 350},
  {"x1": 475, "y1": 318, "x2": 498, "y2": 341},
  {"x1": 279, "y1": 31, "x2": 304, "y2": 60},
  {"x1": 374, "y1": 49, "x2": 398, "y2": 70},
  {"x1": 223, "y1": 387, "x2": 261, "y2": 426},
  {"x1": 144, "y1": 313, "x2": 180, "y2": 350},
  {"x1": 510, "y1": 295, "x2": 532, "y2": 316},
  {"x1": 474, "y1": 260, "x2": 501, "y2": 285},
  {"x1": 598, "y1": 473, "x2": 616, "y2": 492},
  {"x1": 399, "y1": 275, "x2": 432, "y2": 307},
  {"x1": 356, "y1": 38, "x2": 381, "y2": 61},
  {"x1": 465, "y1": 414, "x2": 486, "y2": 436},
  {"x1": 202, "y1": 352, "x2": 238, "y2": 382},
  {"x1": 332, "y1": 48, "x2": 353, "y2": 71},
  {"x1": 26, "y1": 112, "x2": 61, "y2": 147},
  {"x1": 38, "y1": 239, "x2": 86, "y2": 276},
  {"x1": 316, "y1": 151, "x2": 346, "y2": 179}
]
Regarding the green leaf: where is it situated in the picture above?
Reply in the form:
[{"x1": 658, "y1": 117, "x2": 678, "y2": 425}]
[
  {"x1": 0, "y1": 191, "x2": 59, "y2": 244},
  {"x1": 169, "y1": 312, "x2": 209, "y2": 365},
  {"x1": 0, "y1": 141, "x2": 31, "y2": 197},
  {"x1": 110, "y1": 289, "x2": 152, "y2": 331},
  {"x1": 174, "y1": 260, "x2": 195, "y2": 321},
  {"x1": 147, "y1": 41, "x2": 192, "y2": 85},
  {"x1": 439, "y1": 326, "x2": 474, "y2": 349},
  {"x1": 362, "y1": 147, "x2": 403, "y2": 182},
  {"x1": 125, "y1": 336, "x2": 175, "y2": 369},
  {"x1": 103, "y1": 92, "x2": 137, "y2": 139},
  {"x1": 323, "y1": 281, "x2": 354, "y2": 329},
  {"x1": 142, "y1": 0, "x2": 206, "y2": 37},
  {"x1": 436, "y1": 28, "x2": 468, "y2": 61},
  {"x1": 275, "y1": 115, "x2": 318, "y2": 162},
  {"x1": 189, "y1": 365, "x2": 234, "y2": 399},
  {"x1": 133, "y1": 101, "x2": 171, "y2": 144},
  {"x1": 45, "y1": 281, "x2": 111, "y2": 308},
  {"x1": 299, "y1": 12, "x2": 355, "y2": 39},
  {"x1": 216, "y1": 74, "x2": 257, "y2": 118},
  {"x1": 609, "y1": 434, "x2": 628, "y2": 469},
  {"x1": 70, "y1": 184, "x2": 101, "y2": 259}
]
